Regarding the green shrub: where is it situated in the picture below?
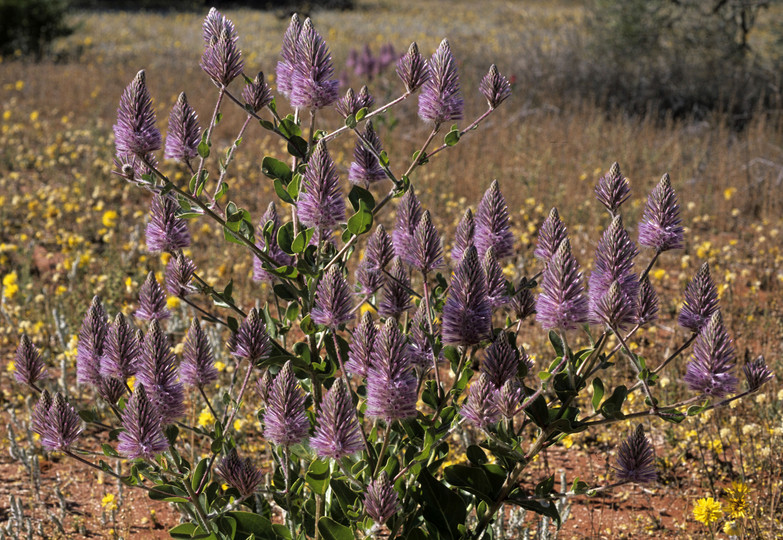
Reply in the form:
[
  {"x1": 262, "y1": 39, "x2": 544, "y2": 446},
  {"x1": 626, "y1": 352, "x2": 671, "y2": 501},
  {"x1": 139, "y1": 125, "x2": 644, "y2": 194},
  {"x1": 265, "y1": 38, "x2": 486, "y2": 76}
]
[{"x1": 0, "y1": 0, "x2": 72, "y2": 59}]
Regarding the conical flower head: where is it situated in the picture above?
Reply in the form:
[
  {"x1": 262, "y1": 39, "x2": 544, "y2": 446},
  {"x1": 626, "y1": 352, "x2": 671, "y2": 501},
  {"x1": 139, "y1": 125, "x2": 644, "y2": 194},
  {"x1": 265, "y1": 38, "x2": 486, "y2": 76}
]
[
  {"x1": 409, "y1": 301, "x2": 437, "y2": 369},
  {"x1": 165, "y1": 252, "x2": 197, "y2": 297},
  {"x1": 638, "y1": 173, "x2": 684, "y2": 252},
  {"x1": 264, "y1": 361, "x2": 309, "y2": 446},
  {"x1": 355, "y1": 260, "x2": 384, "y2": 297},
  {"x1": 411, "y1": 210, "x2": 443, "y2": 274},
  {"x1": 378, "y1": 258, "x2": 412, "y2": 320},
  {"x1": 613, "y1": 424, "x2": 656, "y2": 484},
  {"x1": 256, "y1": 370, "x2": 273, "y2": 404},
  {"x1": 243, "y1": 71, "x2": 273, "y2": 112},
  {"x1": 743, "y1": 355, "x2": 774, "y2": 392},
  {"x1": 636, "y1": 276, "x2": 659, "y2": 325},
  {"x1": 164, "y1": 92, "x2": 201, "y2": 163},
  {"x1": 536, "y1": 239, "x2": 589, "y2": 331},
  {"x1": 442, "y1": 246, "x2": 492, "y2": 346},
  {"x1": 451, "y1": 208, "x2": 475, "y2": 264},
  {"x1": 595, "y1": 162, "x2": 631, "y2": 215},
  {"x1": 461, "y1": 373, "x2": 500, "y2": 429},
  {"x1": 418, "y1": 39, "x2": 463, "y2": 125},
  {"x1": 136, "y1": 320, "x2": 185, "y2": 424},
  {"x1": 100, "y1": 313, "x2": 140, "y2": 380},
  {"x1": 135, "y1": 271, "x2": 171, "y2": 321},
  {"x1": 77, "y1": 296, "x2": 108, "y2": 387},
  {"x1": 233, "y1": 307, "x2": 272, "y2": 365},
  {"x1": 180, "y1": 318, "x2": 218, "y2": 387},
  {"x1": 479, "y1": 64, "x2": 511, "y2": 109},
  {"x1": 202, "y1": 7, "x2": 234, "y2": 44},
  {"x1": 98, "y1": 376, "x2": 128, "y2": 405},
  {"x1": 593, "y1": 281, "x2": 637, "y2": 330},
  {"x1": 39, "y1": 392, "x2": 82, "y2": 452},
  {"x1": 510, "y1": 282, "x2": 536, "y2": 322},
  {"x1": 14, "y1": 334, "x2": 48, "y2": 388},
  {"x1": 289, "y1": 19, "x2": 339, "y2": 110},
  {"x1": 253, "y1": 201, "x2": 294, "y2": 283},
  {"x1": 117, "y1": 384, "x2": 169, "y2": 460},
  {"x1": 481, "y1": 332, "x2": 519, "y2": 389},
  {"x1": 346, "y1": 311, "x2": 377, "y2": 378},
  {"x1": 678, "y1": 262, "x2": 719, "y2": 333},
  {"x1": 366, "y1": 319, "x2": 418, "y2": 422},
  {"x1": 364, "y1": 224, "x2": 394, "y2": 272},
  {"x1": 483, "y1": 247, "x2": 509, "y2": 308},
  {"x1": 494, "y1": 378, "x2": 524, "y2": 418},
  {"x1": 113, "y1": 70, "x2": 162, "y2": 158},
  {"x1": 348, "y1": 121, "x2": 386, "y2": 187},
  {"x1": 298, "y1": 140, "x2": 345, "y2": 231},
  {"x1": 31, "y1": 389, "x2": 53, "y2": 440},
  {"x1": 392, "y1": 188, "x2": 422, "y2": 265},
  {"x1": 146, "y1": 194, "x2": 191, "y2": 253},
  {"x1": 534, "y1": 208, "x2": 568, "y2": 264},
  {"x1": 216, "y1": 449, "x2": 263, "y2": 498},
  {"x1": 200, "y1": 10, "x2": 243, "y2": 86},
  {"x1": 312, "y1": 265, "x2": 354, "y2": 329},
  {"x1": 336, "y1": 86, "x2": 375, "y2": 118},
  {"x1": 276, "y1": 13, "x2": 302, "y2": 98},
  {"x1": 364, "y1": 473, "x2": 400, "y2": 525},
  {"x1": 475, "y1": 180, "x2": 514, "y2": 260},
  {"x1": 684, "y1": 311, "x2": 737, "y2": 398},
  {"x1": 396, "y1": 42, "x2": 430, "y2": 93},
  {"x1": 310, "y1": 378, "x2": 364, "y2": 460}
]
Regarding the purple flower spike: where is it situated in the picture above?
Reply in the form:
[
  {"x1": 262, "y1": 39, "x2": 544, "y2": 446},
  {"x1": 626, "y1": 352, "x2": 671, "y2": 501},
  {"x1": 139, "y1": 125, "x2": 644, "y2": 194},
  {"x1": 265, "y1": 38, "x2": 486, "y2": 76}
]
[
  {"x1": 256, "y1": 370, "x2": 273, "y2": 404},
  {"x1": 336, "y1": 86, "x2": 374, "y2": 118},
  {"x1": 418, "y1": 39, "x2": 463, "y2": 125},
  {"x1": 411, "y1": 210, "x2": 443, "y2": 274},
  {"x1": 180, "y1": 319, "x2": 218, "y2": 388},
  {"x1": 483, "y1": 248, "x2": 509, "y2": 308},
  {"x1": 614, "y1": 424, "x2": 657, "y2": 484},
  {"x1": 378, "y1": 258, "x2": 412, "y2": 320},
  {"x1": 536, "y1": 239, "x2": 589, "y2": 331},
  {"x1": 98, "y1": 377, "x2": 128, "y2": 405},
  {"x1": 638, "y1": 173, "x2": 684, "y2": 252},
  {"x1": 39, "y1": 392, "x2": 82, "y2": 452},
  {"x1": 113, "y1": 70, "x2": 162, "y2": 159},
  {"x1": 243, "y1": 72, "x2": 273, "y2": 112},
  {"x1": 135, "y1": 271, "x2": 171, "y2": 321},
  {"x1": 233, "y1": 307, "x2": 272, "y2": 365},
  {"x1": 349, "y1": 121, "x2": 386, "y2": 187},
  {"x1": 31, "y1": 390, "x2": 52, "y2": 440},
  {"x1": 298, "y1": 140, "x2": 345, "y2": 233},
  {"x1": 276, "y1": 14, "x2": 302, "y2": 99},
  {"x1": 146, "y1": 194, "x2": 191, "y2": 253},
  {"x1": 510, "y1": 284, "x2": 536, "y2": 322},
  {"x1": 366, "y1": 319, "x2": 418, "y2": 423},
  {"x1": 216, "y1": 449, "x2": 263, "y2": 498},
  {"x1": 165, "y1": 252, "x2": 197, "y2": 298},
  {"x1": 743, "y1": 355, "x2": 774, "y2": 392},
  {"x1": 494, "y1": 378, "x2": 524, "y2": 418},
  {"x1": 475, "y1": 180, "x2": 514, "y2": 260},
  {"x1": 392, "y1": 188, "x2": 422, "y2": 265},
  {"x1": 442, "y1": 246, "x2": 492, "y2": 346},
  {"x1": 594, "y1": 281, "x2": 637, "y2": 330},
  {"x1": 364, "y1": 473, "x2": 400, "y2": 525},
  {"x1": 290, "y1": 19, "x2": 339, "y2": 110},
  {"x1": 479, "y1": 64, "x2": 511, "y2": 109},
  {"x1": 356, "y1": 262, "x2": 384, "y2": 297},
  {"x1": 595, "y1": 162, "x2": 631, "y2": 215},
  {"x1": 685, "y1": 311, "x2": 737, "y2": 398},
  {"x1": 253, "y1": 201, "x2": 294, "y2": 284},
  {"x1": 461, "y1": 373, "x2": 500, "y2": 429},
  {"x1": 200, "y1": 10, "x2": 243, "y2": 86},
  {"x1": 396, "y1": 42, "x2": 430, "y2": 93},
  {"x1": 534, "y1": 208, "x2": 568, "y2": 264},
  {"x1": 264, "y1": 361, "x2": 309, "y2": 446},
  {"x1": 365, "y1": 224, "x2": 394, "y2": 272},
  {"x1": 311, "y1": 378, "x2": 364, "y2": 460},
  {"x1": 164, "y1": 92, "x2": 201, "y2": 163},
  {"x1": 346, "y1": 311, "x2": 377, "y2": 378},
  {"x1": 678, "y1": 262, "x2": 719, "y2": 333},
  {"x1": 312, "y1": 265, "x2": 354, "y2": 329},
  {"x1": 202, "y1": 7, "x2": 232, "y2": 43},
  {"x1": 14, "y1": 335, "x2": 48, "y2": 388},
  {"x1": 100, "y1": 313, "x2": 140, "y2": 380},
  {"x1": 409, "y1": 302, "x2": 437, "y2": 369},
  {"x1": 77, "y1": 296, "x2": 108, "y2": 387},
  {"x1": 481, "y1": 332, "x2": 519, "y2": 389},
  {"x1": 636, "y1": 277, "x2": 659, "y2": 325},
  {"x1": 136, "y1": 320, "x2": 185, "y2": 424},
  {"x1": 451, "y1": 208, "x2": 475, "y2": 265},
  {"x1": 117, "y1": 384, "x2": 169, "y2": 460}
]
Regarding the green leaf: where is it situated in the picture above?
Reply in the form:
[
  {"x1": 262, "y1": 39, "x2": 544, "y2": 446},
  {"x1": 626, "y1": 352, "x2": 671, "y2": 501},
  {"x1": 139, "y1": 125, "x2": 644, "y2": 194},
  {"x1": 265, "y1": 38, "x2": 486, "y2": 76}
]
[
  {"x1": 277, "y1": 222, "x2": 295, "y2": 255},
  {"x1": 506, "y1": 491, "x2": 561, "y2": 525},
  {"x1": 148, "y1": 484, "x2": 189, "y2": 503},
  {"x1": 444, "y1": 465, "x2": 495, "y2": 503},
  {"x1": 78, "y1": 409, "x2": 100, "y2": 423},
  {"x1": 571, "y1": 478, "x2": 590, "y2": 495},
  {"x1": 229, "y1": 511, "x2": 274, "y2": 539},
  {"x1": 591, "y1": 378, "x2": 604, "y2": 412},
  {"x1": 535, "y1": 474, "x2": 555, "y2": 498},
  {"x1": 169, "y1": 523, "x2": 198, "y2": 539},
  {"x1": 347, "y1": 200, "x2": 373, "y2": 235},
  {"x1": 348, "y1": 184, "x2": 376, "y2": 212},
  {"x1": 197, "y1": 140, "x2": 210, "y2": 159},
  {"x1": 274, "y1": 178, "x2": 295, "y2": 204},
  {"x1": 262, "y1": 157, "x2": 293, "y2": 184},
  {"x1": 466, "y1": 445, "x2": 488, "y2": 466},
  {"x1": 548, "y1": 330, "x2": 564, "y2": 357},
  {"x1": 300, "y1": 313, "x2": 316, "y2": 335},
  {"x1": 345, "y1": 114, "x2": 358, "y2": 129},
  {"x1": 317, "y1": 517, "x2": 353, "y2": 540},
  {"x1": 291, "y1": 228, "x2": 314, "y2": 253},
  {"x1": 379, "y1": 150, "x2": 389, "y2": 168},
  {"x1": 599, "y1": 385, "x2": 628, "y2": 420},
  {"x1": 287, "y1": 174, "x2": 301, "y2": 200},
  {"x1": 101, "y1": 443, "x2": 119, "y2": 458},
  {"x1": 191, "y1": 458, "x2": 209, "y2": 492},
  {"x1": 355, "y1": 107, "x2": 368, "y2": 122},
  {"x1": 305, "y1": 459, "x2": 330, "y2": 495},
  {"x1": 287, "y1": 136, "x2": 308, "y2": 158},
  {"x1": 416, "y1": 467, "x2": 466, "y2": 540},
  {"x1": 444, "y1": 127, "x2": 460, "y2": 146}
]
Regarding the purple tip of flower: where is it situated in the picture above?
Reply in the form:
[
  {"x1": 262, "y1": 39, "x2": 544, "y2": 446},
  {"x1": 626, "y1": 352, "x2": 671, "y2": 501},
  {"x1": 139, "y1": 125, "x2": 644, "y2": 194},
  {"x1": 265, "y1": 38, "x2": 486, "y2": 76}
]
[
  {"x1": 113, "y1": 70, "x2": 162, "y2": 159},
  {"x1": 479, "y1": 64, "x2": 511, "y2": 109},
  {"x1": 346, "y1": 311, "x2": 377, "y2": 378},
  {"x1": 253, "y1": 201, "x2": 294, "y2": 284},
  {"x1": 678, "y1": 262, "x2": 720, "y2": 333},
  {"x1": 451, "y1": 208, "x2": 475, "y2": 265},
  {"x1": 418, "y1": 39, "x2": 462, "y2": 125},
  {"x1": 355, "y1": 261, "x2": 384, "y2": 297},
  {"x1": 117, "y1": 383, "x2": 169, "y2": 460},
  {"x1": 442, "y1": 245, "x2": 492, "y2": 346},
  {"x1": 409, "y1": 301, "x2": 437, "y2": 369},
  {"x1": 636, "y1": 276, "x2": 659, "y2": 325},
  {"x1": 595, "y1": 162, "x2": 631, "y2": 215},
  {"x1": 483, "y1": 248, "x2": 509, "y2": 308},
  {"x1": 98, "y1": 376, "x2": 128, "y2": 405},
  {"x1": 366, "y1": 319, "x2": 418, "y2": 423},
  {"x1": 202, "y1": 7, "x2": 233, "y2": 44},
  {"x1": 146, "y1": 194, "x2": 191, "y2": 254},
  {"x1": 638, "y1": 173, "x2": 684, "y2": 252},
  {"x1": 364, "y1": 224, "x2": 394, "y2": 272},
  {"x1": 684, "y1": 311, "x2": 738, "y2": 398},
  {"x1": 743, "y1": 355, "x2": 774, "y2": 392},
  {"x1": 77, "y1": 296, "x2": 108, "y2": 387},
  {"x1": 289, "y1": 19, "x2": 339, "y2": 110},
  {"x1": 243, "y1": 71, "x2": 273, "y2": 112},
  {"x1": 475, "y1": 180, "x2": 514, "y2": 260},
  {"x1": 14, "y1": 334, "x2": 48, "y2": 388},
  {"x1": 461, "y1": 373, "x2": 500, "y2": 429},
  {"x1": 614, "y1": 425, "x2": 657, "y2": 484},
  {"x1": 135, "y1": 271, "x2": 171, "y2": 321},
  {"x1": 164, "y1": 92, "x2": 201, "y2": 163},
  {"x1": 100, "y1": 312, "x2": 140, "y2": 380},
  {"x1": 165, "y1": 252, "x2": 197, "y2": 298},
  {"x1": 180, "y1": 318, "x2": 218, "y2": 388},
  {"x1": 39, "y1": 392, "x2": 82, "y2": 452},
  {"x1": 411, "y1": 210, "x2": 443, "y2": 274},
  {"x1": 364, "y1": 473, "x2": 400, "y2": 525},
  {"x1": 216, "y1": 449, "x2": 263, "y2": 498},
  {"x1": 256, "y1": 370, "x2": 273, "y2": 403},
  {"x1": 510, "y1": 282, "x2": 536, "y2": 322},
  {"x1": 536, "y1": 239, "x2": 589, "y2": 331},
  {"x1": 113, "y1": 152, "x2": 158, "y2": 186},
  {"x1": 264, "y1": 361, "x2": 310, "y2": 446},
  {"x1": 396, "y1": 42, "x2": 430, "y2": 93},
  {"x1": 312, "y1": 265, "x2": 355, "y2": 329},
  {"x1": 594, "y1": 281, "x2": 638, "y2": 330},
  {"x1": 336, "y1": 85, "x2": 375, "y2": 118},
  {"x1": 136, "y1": 320, "x2": 185, "y2": 424},
  {"x1": 31, "y1": 389, "x2": 53, "y2": 440},
  {"x1": 348, "y1": 121, "x2": 386, "y2": 188},
  {"x1": 495, "y1": 378, "x2": 525, "y2": 418},
  {"x1": 233, "y1": 307, "x2": 272, "y2": 365},
  {"x1": 534, "y1": 207, "x2": 568, "y2": 264},
  {"x1": 311, "y1": 378, "x2": 364, "y2": 460},
  {"x1": 200, "y1": 10, "x2": 244, "y2": 87},
  {"x1": 298, "y1": 140, "x2": 345, "y2": 232},
  {"x1": 481, "y1": 332, "x2": 520, "y2": 389},
  {"x1": 276, "y1": 13, "x2": 302, "y2": 99},
  {"x1": 392, "y1": 188, "x2": 422, "y2": 265},
  {"x1": 378, "y1": 258, "x2": 412, "y2": 320}
]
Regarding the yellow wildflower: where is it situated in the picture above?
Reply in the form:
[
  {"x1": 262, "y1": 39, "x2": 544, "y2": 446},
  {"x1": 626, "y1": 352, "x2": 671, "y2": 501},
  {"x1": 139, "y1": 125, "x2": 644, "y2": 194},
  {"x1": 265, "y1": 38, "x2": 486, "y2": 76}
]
[
  {"x1": 198, "y1": 408, "x2": 215, "y2": 427},
  {"x1": 102, "y1": 210, "x2": 118, "y2": 228},
  {"x1": 166, "y1": 296, "x2": 181, "y2": 310},
  {"x1": 723, "y1": 520, "x2": 739, "y2": 536},
  {"x1": 3, "y1": 272, "x2": 18, "y2": 299},
  {"x1": 101, "y1": 493, "x2": 117, "y2": 511},
  {"x1": 693, "y1": 497, "x2": 723, "y2": 525},
  {"x1": 724, "y1": 481, "x2": 750, "y2": 519}
]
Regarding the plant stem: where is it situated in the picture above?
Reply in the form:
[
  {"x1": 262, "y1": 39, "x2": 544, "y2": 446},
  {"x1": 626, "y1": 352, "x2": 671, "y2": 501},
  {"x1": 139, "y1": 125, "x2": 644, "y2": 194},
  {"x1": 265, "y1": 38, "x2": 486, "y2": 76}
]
[
  {"x1": 639, "y1": 249, "x2": 661, "y2": 282},
  {"x1": 426, "y1": 107, "x2": 494, "y2": 161},
  {"x1": 198, "y1": 385, "x2": 218, "y2": 420},
  {"x1": 222, "y1": 361, "x2": 254, "y2": 430},
  {"x1": 323, "y1": 92, "x2": 411, "y2": 143},
  {"x1": 421, "y1": 274, "x2": 442, "y2": 399},
  {"x1": 373, "y1": 423, "x2": 392, "y2": 478},
  {"x1": 183, "y1": 475, "x2": 212, "y2": 533}
]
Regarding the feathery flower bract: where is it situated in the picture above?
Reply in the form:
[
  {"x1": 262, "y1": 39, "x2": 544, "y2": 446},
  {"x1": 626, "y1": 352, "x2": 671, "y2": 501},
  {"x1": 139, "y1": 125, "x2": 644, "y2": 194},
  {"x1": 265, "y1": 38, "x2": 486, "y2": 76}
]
[
  {"x1": 77, "y1": 296, "x2": 108, "y2": 387},
  {"x1": 117, "y1": 384, "x2": 169, "y2": 460},
  {"x1": 146, "y1": 194, "x2": 191, "y2": 254},
  {"x1": 411, "y1": 210, "x2": 443, "y2": 274},
  {"x1": 364, "y1": 473, "x2": 400, "y2": 525},
  {"x1": 216, "y1": 450, "x2": 263, "y2": 498},
  {"x1": 595, "y1": 162, "x2": 630, "y2": 215},
  {"x1": 253, "y1": 201, "x2": 294, "y2": 283},
  {"x1": 475, "y1": 180, "x2": 514, "y2": 260},
  {"x1": 310, "y1": 378, "x2": 364, "y2": 460},
  {"x1": 743, "y1": 355, "x2": 774, "y2": 392},
  {"x1": 14, "y1": 335, "x2": 48, "y2": 388},
  {"x1": 409, "y1": 302, "x2": 437, "y2": 369},
  {"x1": 396, "y1": 42, "x2": 430, "y2": 93},
  {"x1": 678, "y1": 262, "x2": 719, "y2": 333},
  {"x1": 346, "y1": 311, "x2": 377, "y2": 378},
  {"x1": 418, "y1": 39, "x2": 462, "y2": 125},
  {"x1": 298, "y1": 141, "x2": 345, "y2": 232},
  {"x1": 289, "y1": 19, "x2": 339, "y2": 110},
  {"x1": 135, "y1": 271, "x2": 171, "y2": 321},
  {"x1": 481, "y1": 332, "x2": 519, "y2": 389},
  {"x1": 451, "y1": 208, "x2": 475, "y2": 264},
  {"x1": 180, "y1": 319, "x2": 218, "y2": 388},
  {"x1": 39, "y1": 392, "x2": 82, "y2": 452},
  {"x1": 366, "y1": 319, "x2": 417, "y2": 422},
  {"x1": 636, "y1": 277, "x2": 659, "y2": 325},
  {"x1": 264, "y1": 361, "x2": 309, "y2": 446},
  {"x1": 378, "y1": 258, "x2": 412, "y2": 320},
  {"x1": 483, "y1": 247, "x2": 508, "y2": 308},
  {"x1": 233, "y1": 307, "x2": 272, "y2": 365},
  {"x1": 588, "y1": 215, "x2": 638, "y2": 328},
  {"x1": 638, "y1": 173, "x2": 684, "y2": 252},
  {"x1": 136, "y1": 321, "x2": 185, "y2": 424},
  {"x1": 348, "y1": 121, "x2": 386, "y2": 187},
  {"x1": 243, "y1": 71, "x2": 273, "y2": 112},
  {"x1": 494, "y1": 378, "x2": 524, "y2": 418},
  {"x1": 113, "y1": 70, "x2": 162, "y2": 158},
  {"x1": 510, "y1": 283, "x2": 536, "y2": 322},
  {"x1": 442, "y1": 246, "x2": 491, "y2": 346},
  {"x1": 461, "y1": 373, "x2": 500, "y2": 429},
  {"x1": 312, "y1": 265, "x2": 354, "y2": 329},
  {"x1": 536, "y1": 239, "x2": 588, "y2": 331},
  {"x1": 684, "y1": 311, "x2": 737, "y2": 398},
  {"x1": 165, "y1": 253, "x2": 197, "y2": 298},
  {"x1": 336, "y1": 86, "x2": 374, "y2": 118},
  {"x1": 164, "y1": 92, "x2": 201, "y2": 163},
  {"x1": 613, "y1": 424, "x2": 657, "y2": 483},
  {"x1": 392, "y1": 189, "x2": 422, "y2": 265},
  {"x1": 276, "y1": 14, "x2": 302, "y2": 99},
  {"x1": 479, "y1": 64, "x2": 511, "y2": 109},
  {"x1": 100, "y1": 313, "x2": 140, "y2": 380},
  {"x1": 200, "y1": 10, "x2": 243, "y2": 86},
  {"x1": 31, "y1": 389, "x2": 52, "y2": 440},
  {"x1": 534, "y1": 208, "x2": 568, "y2": 264}
]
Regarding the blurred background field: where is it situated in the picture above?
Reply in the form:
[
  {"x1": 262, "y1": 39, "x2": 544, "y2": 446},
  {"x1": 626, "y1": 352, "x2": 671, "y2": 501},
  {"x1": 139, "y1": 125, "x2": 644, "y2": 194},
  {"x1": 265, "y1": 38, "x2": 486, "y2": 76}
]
[{"x1": 1, "y1": 0, "x2": 782, "y2": 538}]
